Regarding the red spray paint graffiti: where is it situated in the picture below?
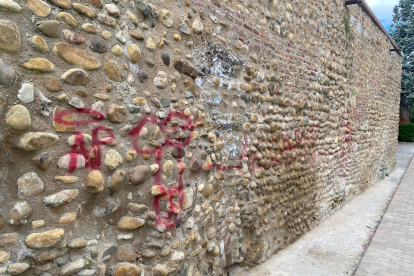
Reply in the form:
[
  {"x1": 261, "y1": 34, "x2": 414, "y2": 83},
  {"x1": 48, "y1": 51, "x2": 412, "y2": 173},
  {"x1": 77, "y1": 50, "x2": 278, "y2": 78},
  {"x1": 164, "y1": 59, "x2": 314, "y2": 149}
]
[
  {"x1": 54, "y1": 108, "x2": 114, "y2": 172},
  {"x1": 55, "y1": 107, "x2": 355, "y2": 230},
  {"x1": 129, "y1": 110, "x2": 203, "y2": 230}
]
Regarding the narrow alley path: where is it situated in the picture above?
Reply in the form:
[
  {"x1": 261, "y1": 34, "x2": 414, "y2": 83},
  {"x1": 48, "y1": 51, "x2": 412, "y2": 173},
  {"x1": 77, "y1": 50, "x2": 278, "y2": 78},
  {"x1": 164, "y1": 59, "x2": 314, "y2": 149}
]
[{"x1": 229, "y1": 143, "x2": 414, "y2": 276}]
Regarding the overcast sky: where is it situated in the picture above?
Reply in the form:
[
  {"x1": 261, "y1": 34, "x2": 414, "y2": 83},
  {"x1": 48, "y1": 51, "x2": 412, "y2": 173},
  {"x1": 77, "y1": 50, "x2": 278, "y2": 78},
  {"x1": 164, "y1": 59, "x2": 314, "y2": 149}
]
[{"x1": 365, "y1": 0, "x2": 400, "y2": 31}]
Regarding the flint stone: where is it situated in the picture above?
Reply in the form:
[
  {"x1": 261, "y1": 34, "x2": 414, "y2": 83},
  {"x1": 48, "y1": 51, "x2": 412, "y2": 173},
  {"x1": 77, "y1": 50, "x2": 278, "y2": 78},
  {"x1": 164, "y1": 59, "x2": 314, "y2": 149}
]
[
  {"x1": 55, "y1": 176, "x2": 78, "y2": 184},
  {"x1": 69, "y1": 96, "x2": 84, "y2": 108},
  {"x1": 35, "y1": 251, "x2": 59, "y2": 263},
  {"x1": 160, "y1": 246, "x2": 170, "y2": 257},
  {"x1": 161, "y1": 53, "x2": 170, "y2": 65},
  {"x1": 61, "y1": 68, "x2": 89, "y2": 85},
  {"x1": 60, "y1": 259, "x2": 85, "y2": 276},
  {"x1": 54, "y1": 42, "x2": 101, "y2": 70},
  {"x1": 104, "y1": 60, "x2": 124, "y2": 82},
  {"x1": 127, "y1": 203, "x2": 148, "y2": 215},
  {"x1": 87, "y1": 0, "x2": 101, "y2": 7},
  {"x1": 84, "y1": 170, "x2": 104, "y2": 193},
  {"x1": 105, "y1": 4, "x2": 119, "y2": 16},
  {"x1": 6, "y1": 105, "x2": 31, "y2": 131},
  {"x1": 43, "y1": 189, "x2": 79, "y2": 207},
  {"x1": 206, "y1": 227, "x2": 216, "y2": 239},
  {"x1": 0, "y1": 0, "x2": 21, "y2": 12},
  {"x1": 160, "y1": 99, "x2": 171, "y2": 107},
  {"x1": 154, "y1": 71, "x2": 168, "y2": 89},
  {"x1": 17, "y1": 172, "x2": 44, "y2": 198},
  {"x1": 0, "y1": 233, "x2": 19, "y2": 247},
  {"x1": 127, "y1": 43, "x2": 141, "y2": 63},
  {"x1": 128, "y1": 30, "x2": 144, "y2": 40},
  {"x1": 48, "y1": 0, "x2": 71, "y2": 9},
  {"x1": 56, "y1": 12, "x2": 78, "y2": 26},
  {"x1": 98, "y1": 13, "x2": 117, "y2": 28},
  {"x1": 67, "y1": 237, "x2": 86, "y2": 249},
  {"x1": 53, "y1": 106, "x2": 77, "y2": 132},
  {"x1": 206, "y1": 242, "x2": 215, "y2": 252},
  {"x1": 22, "y1": 58, "x2": 54, "y2": 72},
  {"x1": 9, "y1": 202, "x2": 32, "y2": 225},
  {"x1": 78, "y1": 270, "x2": 96, "y2": 276},
  {"x1": 0, "y1": 58, "x2": 16, "y2": 88},
  {"x1": 172, "y1": 147, "x2": 185, "y2": 158},
  {"x1": 152, "y1": 264, "x2": 168, "y2": 276},
  {"x1": 111, "y1": 44, "x2": 122, "y2": 56},
  {"x1": 0, "y1": 251, "x2": 10, "y2": 262},
  {"x1": 67, "y1": 134, "x2": 91, "y2": 146},
  {"x1": 128, "y1": 165, "x2": 150, "y2": 184},
  {"x1": 58, "y1": 154, "x2": 85, "y2": 169},
  {"x1": 62, "y1": 29, "x2": 84, "y2": 44},
  {"x1": 209, "y1": 13, "x2": 218, "y2": 23},
  {"x1": 127, "y1": 104, "x2": 140, "y2": 113},
  {"x1": 30, "y1": 35, "x2": 48, "y2": 52},
  {"x1": 37, "y1": 20, "x2": 59, "y2": 38},
  {"x1": 18, "y1": 132, "x2": 59, "y2": 151},
  {"x1": 174, "y1": 60, "x2": 198, "y2": 78},
  {"x1": 114, "y1": 263, "x2": 140, "y2": 276},
  {"x1": 117, "y1": 216, "x2": 145, "y2": 230},
  {"x1": 105, "y1": 150, "x2": 122, "y2": 171},
  {"x1": 0, "y1": 20, "x2": 21, "y2": 53},
  {"x1": 8, "y1": 263, "x2": 30, "y2": 275},
  {"x1": 32, "y1": 152, "x2": 53, "y2": 170},
  {"x1": 17, "y1": 83, "x2": 34, "y2": 103},
  {"x1": 182, "y1": 188, "x2": 194, "y2": 210},
  {"x1": 204, "y1": 184, "x2": 213, "y2": 197},
  {"x1": 109, "y1": 170, "x2": 125, "y2": 191},
  {"x1": 192, "y1": 19, "x2": 203, "y2": 33},
  {"x1": 136, "y1": 1, "x2": 150, "y2": 17},
  {"x1": 73, "y1": 3, "x2": 95, "y2": 18},
  {"x1": 82, "y1": 23, "x2": 96, "y2": 33},
  {"x1": 137, "y1": 70, "x2": 148, "y2": 82},
  {"x1": 59, "y1": 212, "x2": 76, "y2": 224},
  {"x1": 171, "y1": 251, "x2": 185, "y2": 261},
  {"x1": 146, "y1": 37, "x2": 156, "y2": 51},
  {"x1": 90, "y1": 40, "x2": 107, "y2": 53},
  {"x1": 178, "y1": 16, "x2": 191, "y2": 34},
  {"x1": 25, "y1": 228, "x2": 64, "y2": 248},
  {"x1": 27, "y1": 0, "x2": 51, "y2": 17},
  {"x1": 108, "y1": 105, "x2": 126, "y2": 123},
  {"x1": 161, "y1": 10, "x2": 173, "y2": 27}
]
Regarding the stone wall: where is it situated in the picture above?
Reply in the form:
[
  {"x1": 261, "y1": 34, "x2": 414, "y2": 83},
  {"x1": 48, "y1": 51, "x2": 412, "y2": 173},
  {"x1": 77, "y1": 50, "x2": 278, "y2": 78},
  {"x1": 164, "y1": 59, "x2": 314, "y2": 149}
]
[{"x1": 0, "y1": 0, "x2": 402, "y2": 275}]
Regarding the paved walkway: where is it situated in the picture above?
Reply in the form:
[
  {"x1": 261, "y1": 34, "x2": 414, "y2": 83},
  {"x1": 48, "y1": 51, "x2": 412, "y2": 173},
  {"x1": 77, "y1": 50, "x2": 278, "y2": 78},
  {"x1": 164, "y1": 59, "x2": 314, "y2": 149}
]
[
  {"x1": 355, "y1": 144, "x2": 414, "y2": 276},
  {"x1": 229, "y1": 143, "x2": 414, "y2": 276}
]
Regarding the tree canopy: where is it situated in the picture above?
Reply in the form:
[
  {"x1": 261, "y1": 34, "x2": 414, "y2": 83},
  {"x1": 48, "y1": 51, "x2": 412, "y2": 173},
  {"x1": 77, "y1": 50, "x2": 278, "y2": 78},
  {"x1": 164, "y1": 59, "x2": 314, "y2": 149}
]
[{"x1": 390, "y1": 0, "x2": 414, "y2": 106}]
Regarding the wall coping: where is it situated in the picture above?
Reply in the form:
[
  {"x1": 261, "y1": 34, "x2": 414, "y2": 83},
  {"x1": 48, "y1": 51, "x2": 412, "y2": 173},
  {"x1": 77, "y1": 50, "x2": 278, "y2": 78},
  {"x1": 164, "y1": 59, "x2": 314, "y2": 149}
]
[{"x1": 355, "y1": 0, "x2": 402, "y2": 54}]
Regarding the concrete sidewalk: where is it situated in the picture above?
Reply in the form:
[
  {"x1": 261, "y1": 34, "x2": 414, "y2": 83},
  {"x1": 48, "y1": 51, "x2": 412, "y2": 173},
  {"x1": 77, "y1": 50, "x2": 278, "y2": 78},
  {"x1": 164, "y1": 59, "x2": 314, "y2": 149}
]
[
  {"x1": 229, "y1": 143, "x2": 414, "y2": 276},
  {"x1": 355, "y1": 145, "x2": 414, "y2": 276}
]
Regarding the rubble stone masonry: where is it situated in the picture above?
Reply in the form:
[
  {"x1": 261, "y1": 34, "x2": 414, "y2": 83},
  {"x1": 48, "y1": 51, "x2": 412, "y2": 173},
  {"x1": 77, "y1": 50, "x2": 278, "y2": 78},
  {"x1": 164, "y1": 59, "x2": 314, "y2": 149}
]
[{"x1": 0, "y1": 0, "x2": 402, "y2": 275}]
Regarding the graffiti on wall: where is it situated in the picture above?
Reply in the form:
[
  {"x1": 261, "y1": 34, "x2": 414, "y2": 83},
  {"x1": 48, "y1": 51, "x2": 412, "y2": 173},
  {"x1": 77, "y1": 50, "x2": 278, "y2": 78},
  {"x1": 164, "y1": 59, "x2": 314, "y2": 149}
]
[{"x1": 54, "y1": 107, "x2": 355, "y2": 230}]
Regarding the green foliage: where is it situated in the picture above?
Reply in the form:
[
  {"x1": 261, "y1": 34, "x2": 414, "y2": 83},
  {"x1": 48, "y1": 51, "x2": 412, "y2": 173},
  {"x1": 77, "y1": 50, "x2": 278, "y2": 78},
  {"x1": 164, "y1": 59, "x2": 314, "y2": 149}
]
[
  {"x1": 390, "y1": 0, "x2": 414, "y2": 107},
  {"x1": 398, "y1": 123, "x2": 414, "y2": 141},
  {"x1": 343, "y1": 8, "x2": 354, "y2": 41},
  {"x1": 335, "y1": 23, "x2": 342, "y2": 31},
  {"x1": 409, "y1": 105, "x2": 414, "y2": 121}
]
